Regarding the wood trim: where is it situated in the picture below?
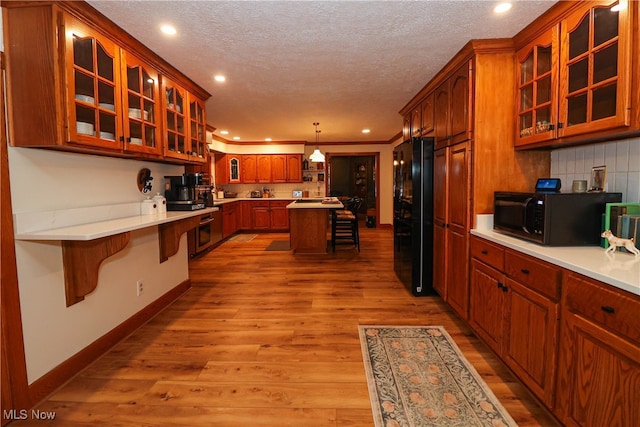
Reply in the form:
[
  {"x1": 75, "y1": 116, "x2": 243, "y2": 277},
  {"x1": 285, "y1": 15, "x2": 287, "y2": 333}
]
[
  {"x1": 26, "y1": 279, "x2": 191, "y2": 406},
  {"x1": 0, "y1": 47, "x2": 30, "y2": 424}
]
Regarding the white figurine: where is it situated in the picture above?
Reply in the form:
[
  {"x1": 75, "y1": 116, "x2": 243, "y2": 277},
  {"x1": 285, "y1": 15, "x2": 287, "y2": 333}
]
[{"x1": 601, "y1": 230, "x2": 640, "y2": 256}]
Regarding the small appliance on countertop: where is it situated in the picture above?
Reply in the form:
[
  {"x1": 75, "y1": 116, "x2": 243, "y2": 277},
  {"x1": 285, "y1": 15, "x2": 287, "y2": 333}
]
[
  {"x1": 493, "y1": 187, "x2": 622, "y2": 246},
  {"x1": 251, "y1": 190, "x2": 263, "y2": 198},
  {"x1": 164, "y1": 173, "x2": 206, "y2": 211}
]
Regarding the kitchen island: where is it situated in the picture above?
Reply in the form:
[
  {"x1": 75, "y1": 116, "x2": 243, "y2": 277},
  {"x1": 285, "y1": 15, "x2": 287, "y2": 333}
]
[{"x1": 286, "y1": 198, "x2": 343, "y2": 254}]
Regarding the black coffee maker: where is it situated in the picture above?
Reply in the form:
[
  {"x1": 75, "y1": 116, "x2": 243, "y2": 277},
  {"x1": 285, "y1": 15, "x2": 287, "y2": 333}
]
[{"x1": 164, "y1": 174, "x2": 206, "y2": 211}]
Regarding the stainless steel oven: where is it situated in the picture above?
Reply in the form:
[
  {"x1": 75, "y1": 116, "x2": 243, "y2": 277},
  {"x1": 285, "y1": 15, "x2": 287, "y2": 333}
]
[{"x1": 189, "y1": 208, "x2": 222, "y2": 257}]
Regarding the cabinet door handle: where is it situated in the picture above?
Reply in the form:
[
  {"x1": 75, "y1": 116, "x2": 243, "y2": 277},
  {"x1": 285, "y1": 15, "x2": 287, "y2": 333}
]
[
  {"x1": 548, "y1": 123, "x2": 555, "y2": 131},
  {"x1": 521, "y1": 268, "x2": 530, "y2": 275},
  {"x1": 601, "y1": 306, "x2": 615, "y2": 314},
  {"x1": 501, "y1": 285, "x2": 508, "y2": 293},
  {"x1": 497, "y1": 282, "x2": 503, "y2": 289},
  {"x1": 481, "y1": 250, "x2": 488, "y2": 255}
]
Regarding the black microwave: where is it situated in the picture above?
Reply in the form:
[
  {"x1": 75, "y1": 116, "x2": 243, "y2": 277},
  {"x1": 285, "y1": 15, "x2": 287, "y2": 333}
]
[{"x1": 493, "y1": 191, "x2": 622, "y2": 246}]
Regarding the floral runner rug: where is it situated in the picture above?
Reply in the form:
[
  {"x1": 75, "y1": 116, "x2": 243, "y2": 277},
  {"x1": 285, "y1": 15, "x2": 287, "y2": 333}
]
[{"x1": 358, "y1": 326, "x2": 518, "y2": 427}]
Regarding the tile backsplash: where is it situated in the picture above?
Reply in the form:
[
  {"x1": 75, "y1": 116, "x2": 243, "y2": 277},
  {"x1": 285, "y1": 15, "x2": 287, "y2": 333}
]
[{"x1": 551, "y1": 137, "x2": 640, "y2": 202}]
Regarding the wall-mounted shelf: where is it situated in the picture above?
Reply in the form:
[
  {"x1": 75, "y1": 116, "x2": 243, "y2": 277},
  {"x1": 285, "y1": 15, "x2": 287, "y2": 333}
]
[{"x1": 15, "y1": 207, "x2": 215, "y2": 306}]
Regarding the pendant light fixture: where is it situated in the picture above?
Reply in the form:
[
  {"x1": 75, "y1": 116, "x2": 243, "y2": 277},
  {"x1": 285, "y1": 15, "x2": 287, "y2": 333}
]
[{"x1": 309, "y1": 122, "x2": 325, "y2": 163}]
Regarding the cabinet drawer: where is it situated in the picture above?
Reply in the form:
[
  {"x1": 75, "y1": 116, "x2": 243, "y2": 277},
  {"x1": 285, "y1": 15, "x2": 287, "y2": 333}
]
[
  {"x1": 470, "y1": 236, "x2": 504, "y2": 270},
  {"x1": 565, "y1": 273, "x2": 640, "y2": 344},
  {"x1": 505, "y1": 251, "x2": 560, "y2": 301}
]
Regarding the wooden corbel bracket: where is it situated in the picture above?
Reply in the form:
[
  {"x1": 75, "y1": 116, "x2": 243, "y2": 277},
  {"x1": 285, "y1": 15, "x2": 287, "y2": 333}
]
[
  {"x1": 62, "y1": 233, "x2": 131, "y2": 307},
  {"x1": 158, "y1": 215, "x2": 200, "y2": 263}
]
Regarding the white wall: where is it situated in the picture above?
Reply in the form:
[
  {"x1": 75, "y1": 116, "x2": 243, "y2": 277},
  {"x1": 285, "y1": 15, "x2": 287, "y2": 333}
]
[
  {"x1": 8, "y1": 147, "x2": 187, "y2": 383},
  {"x1": 551, "y1": 137, "x2": 640, "y2": 202}
]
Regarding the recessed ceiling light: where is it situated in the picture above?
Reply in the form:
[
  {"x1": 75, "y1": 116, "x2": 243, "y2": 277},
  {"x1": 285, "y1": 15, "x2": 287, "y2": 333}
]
[
  {"x1": 161, "y1": 24, "x2": 177, "y2": 35},
  {"x1": 233, "y1": 136, "x2": 240, "y2": 140},
  {"x1": 214, "y1": 75, "x2": 226, "y2": 82},
  {"x1": 220, "y1": 130, "x2": 229, "y2": 135},
  {"x1": 265, "y1": 138, "x2": 272, "y2": 142},
  {"x1": 362, "y1": 129, "x2": 371, "y2": 134},
  {"x1": 494, "y1": 2, "x2": 512, "y2": 14}
]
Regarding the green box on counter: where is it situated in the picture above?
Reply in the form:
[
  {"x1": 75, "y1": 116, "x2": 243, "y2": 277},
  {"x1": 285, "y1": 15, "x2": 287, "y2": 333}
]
[{"x1": 603, "y1": 203, "x2": 640, "y2": 248}]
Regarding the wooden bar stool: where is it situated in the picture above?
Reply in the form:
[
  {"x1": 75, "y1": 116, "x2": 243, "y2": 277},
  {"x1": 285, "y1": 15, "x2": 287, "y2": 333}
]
[{"x1": 331, "y1": 197, "x2": 362, "y2": 252}]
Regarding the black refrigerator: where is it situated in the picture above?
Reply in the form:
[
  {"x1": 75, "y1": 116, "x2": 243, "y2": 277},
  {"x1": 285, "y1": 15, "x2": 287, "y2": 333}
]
[{"x1": 393, "y1": 137, "x2": 435, "y2": 296}]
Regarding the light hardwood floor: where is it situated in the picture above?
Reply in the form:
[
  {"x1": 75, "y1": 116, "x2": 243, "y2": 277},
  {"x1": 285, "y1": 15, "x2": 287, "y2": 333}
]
[{"x1": 17, "y1": 226, "x2": 559, "y2": 426}]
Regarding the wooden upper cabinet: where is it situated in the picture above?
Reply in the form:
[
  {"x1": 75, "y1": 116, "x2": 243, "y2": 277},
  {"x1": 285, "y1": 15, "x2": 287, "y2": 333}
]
[
  {"x1": 271, "y1": 154, "x2": 287, "y2": 182},
  {"x1": 242, "y1": 155, "x2": 258, "y2": 183},
  {"x1": 449, "y1": 61, "x2": 472, "y2": 145},
  {"x1": 402, "y1": 114, "x2": 411, "y2": 142},
  {"x1": 515, "y1": 0, "x2": 633, "y2": 147},
  {"x1": 63, "y1": 16, "x2": 123, "y2": 152},
  {"x1": 161, "y1": 77, "x2": 189, "y2": 161},
  {"x1": 121, "y1": 51, "x2": 161, "y2": 156},
  {"x1": 516, "y1": 26, "x2": 559, "y2": 146},
  {"x1": 214, "y1": 153, "x2": 228, "y2": 185},
  {"x1": 421, "y1": 93, "x2": 435, "y2": 135},
  {"x1": 286, "y1": 154, "x2": 303, "y2": 182},
  {"x1": 410, "y1": 93, "x2": 435, "y2": 138},
  {"x1": 187, "y1": 94, "x2": 207, "y2": 164},
  {"x1": 410, "y1": 105, "x2": 421, "y2": 138},
  {"x1": 559, "y1": 1, "x2": 631, "y2": 138},
  {"x1": 4, "y1": 2, "x2": 210, "y2": 163},
  {"x1": 273, "y1": 154, "x2": 302, "y2": 183},
  {"x1": 434, "y1": 82, "x2": 450, "y2": 149},
  {"x1": 257, "y1": 155, "x2": 272, "y2": 183},
  {"x1": 434, "y1": 61, "x2": 472, "y2": 150},
  {"x1": 228, "y1": 156, "x2": 241, "y2": 183}
]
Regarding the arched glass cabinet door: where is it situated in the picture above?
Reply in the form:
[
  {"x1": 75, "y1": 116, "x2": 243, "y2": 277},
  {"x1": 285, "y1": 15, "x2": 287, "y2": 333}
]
[
  {"x1": 229, "y1": 157, "x2": 240, "y2": 182},
  {"x1": 65, "y1": 17, "x2": 121, "y2": 151},
  {"x1": 122, "y1": 52, "x2": 160, "y2": 156}
]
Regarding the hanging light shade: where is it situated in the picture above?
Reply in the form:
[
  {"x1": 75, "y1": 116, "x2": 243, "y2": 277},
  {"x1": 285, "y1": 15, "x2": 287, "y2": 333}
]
[{"x1": 309, "y1": 122, "x2": 325, "y2": 162}]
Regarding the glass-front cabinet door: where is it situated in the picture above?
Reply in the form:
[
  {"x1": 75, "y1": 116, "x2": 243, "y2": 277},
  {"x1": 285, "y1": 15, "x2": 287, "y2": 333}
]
[
  {"x1": 188, "y1": 95, "x2": 207, "y2": 163},
  {"x1": 559, "y1": 0, "x2": 630, "y2": 138},
  {"x1": 65, "y1": 18, "x2": 122, "y2": 151},
  {"x1": 516, "y1": 27, "x2": 559, "y2": 146},
  {"x1": 162, "y1": 77, "x2": 189, "y2": 161},
  {"x1": 122, "y1": 52, "x2": 161, "y2": 156}
]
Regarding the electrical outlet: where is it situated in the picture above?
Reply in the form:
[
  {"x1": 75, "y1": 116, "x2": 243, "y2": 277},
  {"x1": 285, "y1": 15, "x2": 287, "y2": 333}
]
[{"x1": 136, "y1": 280, "x2": 144, "y2": 296}]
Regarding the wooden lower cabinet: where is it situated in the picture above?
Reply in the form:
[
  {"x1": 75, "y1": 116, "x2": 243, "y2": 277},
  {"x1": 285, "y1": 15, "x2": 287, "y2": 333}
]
[
  {"x1": 222, "y1": 202, "x2": 239, "y2": 237},
  {"x1": 469, "y1": 236, "x2": 560, "y2": 408},
  {"x1": 470, "y1": 236, "x2": 640, "y2": 424},
  {"x1": 251, "y1": 202, "x2": 271, "y2": 229},
  {"x1": 240, "y1": 201, "x2": 252, "y2": 230},
  {"x1": 469, "y1": 259, "x2": 505, "y2": 354},
  {"x1": 270, "y1": 201, "x2": 290, "y2": 230},
  {"x1": 503, "y1": 277, "x2": 559, "y2": 408},
  {"x1": 555, "y1": 273, "x2": 640, "y2": 427},
  {"x1": 219, "y1": 200, "x2": 292, "y2": 233}
]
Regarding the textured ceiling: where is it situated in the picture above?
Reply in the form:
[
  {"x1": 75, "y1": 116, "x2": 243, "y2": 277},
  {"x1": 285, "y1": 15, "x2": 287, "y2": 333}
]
[{"x1": 87, "y1": 0, "x2": 556, "y2": 143}]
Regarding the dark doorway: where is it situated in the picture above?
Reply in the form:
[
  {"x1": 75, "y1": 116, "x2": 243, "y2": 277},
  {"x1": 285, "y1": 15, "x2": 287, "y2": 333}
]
[{"x1": 327, "y1": 154, "x2": 377, "y2": 217}]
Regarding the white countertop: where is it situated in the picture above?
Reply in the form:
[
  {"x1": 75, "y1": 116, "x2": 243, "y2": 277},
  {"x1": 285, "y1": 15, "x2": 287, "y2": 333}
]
[
  {"x1": 471, "y1": 228, "x2": 640, "y2": 297},
  {"x1": 286, "y1": 197, "x2": 344, "y2": 209},
  {"x1": 14, "y1": 207, "x2": 218, "y2": 241}
]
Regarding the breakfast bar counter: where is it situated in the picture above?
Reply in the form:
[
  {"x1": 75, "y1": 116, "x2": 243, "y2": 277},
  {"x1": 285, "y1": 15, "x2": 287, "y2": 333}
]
[{"x1": 287, "y1": 198, "x2": 343, "y2": 254}]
